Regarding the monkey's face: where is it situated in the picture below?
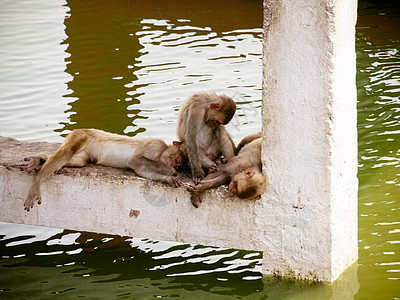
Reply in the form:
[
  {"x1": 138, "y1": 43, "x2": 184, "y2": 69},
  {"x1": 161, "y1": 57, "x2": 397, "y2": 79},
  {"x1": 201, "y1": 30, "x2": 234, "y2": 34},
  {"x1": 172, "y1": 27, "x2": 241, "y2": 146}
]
[
  {"x1": 206, "y1": 96, "x2": 236, "y2": 129},
  {"x1": 229, "y1": 168, "x2": 266, "y2": 200},
  {"x1": 205, "y1": 110, "x2": 226, "y2": 130},
  {"x1": 163, "y1": 145, "x2": 184, "y2": 168},
  {"x1": 206, "y1": 119, "x2": 222, "y2": 130},
  {"x1": 218, "y1": 95, "x2": 236, "y2": 124}
]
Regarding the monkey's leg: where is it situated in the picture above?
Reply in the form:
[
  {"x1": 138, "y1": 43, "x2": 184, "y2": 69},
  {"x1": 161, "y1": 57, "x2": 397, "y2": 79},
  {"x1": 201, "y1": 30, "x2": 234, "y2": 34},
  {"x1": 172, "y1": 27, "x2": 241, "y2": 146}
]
[
  {"x1": 199, "y1": 173, "x2": 229, "y2": 190},
  {"x1": 24, "y1": 131, "x2": 90, "y2": 211},
  {"x1": 127, "y1": 156, "x2": 182, "y2": 188},
  {"x1": 24, "y1": 152, "x2": 66, "y2": 211},
  {"x1": 186, "y1": 136, "x2": 206, "y2": 180},
  {"x1": 187, "y1": 171, "x2": 228, "y2": 193},
  {"x1": 187, "y1": 173, "x2": 229, "y2": 208},
  {"x1": 64, "y1": 151, "x2": 90, "y2": 167},
  {"x1": 199, "y1": 153, "x2": 217, "y2": 170},
  {"x1": 216, "y1": 128, "x2": 236, "y2": 160}
]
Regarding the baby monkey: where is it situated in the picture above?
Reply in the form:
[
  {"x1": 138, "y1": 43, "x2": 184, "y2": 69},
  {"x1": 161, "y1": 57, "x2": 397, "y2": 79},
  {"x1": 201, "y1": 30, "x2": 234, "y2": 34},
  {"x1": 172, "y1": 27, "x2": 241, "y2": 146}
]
[
  {"x1": 187, "y1": 135, "x2": 266, "y2": 208},
  {"x1": 20, "y1": 128, "x2": 184, "y2": 211}
]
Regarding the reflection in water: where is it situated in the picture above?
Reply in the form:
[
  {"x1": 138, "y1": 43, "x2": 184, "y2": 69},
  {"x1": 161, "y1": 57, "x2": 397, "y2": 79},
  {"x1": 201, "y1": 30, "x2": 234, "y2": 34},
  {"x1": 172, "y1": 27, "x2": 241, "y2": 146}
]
[
  {"x1": 0, "y1": 223, "x2": 359, "y2": 299},
  {"x1": 59, "y1": 0, "x2": 263, "y2": 141},
  {"x1": 61, "y1": 0, "x2": 146, "y2": 135},
  {"x1": 0, "y1": 224, "x2": 264, "y2": 298}
]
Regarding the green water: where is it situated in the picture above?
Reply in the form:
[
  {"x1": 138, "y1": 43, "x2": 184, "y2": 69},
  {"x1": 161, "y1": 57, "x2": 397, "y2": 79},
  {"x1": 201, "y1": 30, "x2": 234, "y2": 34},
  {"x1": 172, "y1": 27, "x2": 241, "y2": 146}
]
[
  {"x1": 356, "y1": 1, "x2": 400, "y2": 299},
  {"x1": 0, "y1": 0, "x2": 399, "y2": 299}
]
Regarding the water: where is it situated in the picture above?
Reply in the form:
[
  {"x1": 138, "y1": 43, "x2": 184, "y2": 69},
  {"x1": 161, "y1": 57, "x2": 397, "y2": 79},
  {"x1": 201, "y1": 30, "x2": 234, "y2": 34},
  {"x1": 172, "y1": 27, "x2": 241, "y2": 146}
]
[
  {"x1": 0, "y1": 0, "x2": 262, "y2": 143},
  {"x1": 356, "y1": 1, "x2": 400, "y2": 298},
  {"x1": 0, "y1": 0, "x2": 399, "y2": 298}
]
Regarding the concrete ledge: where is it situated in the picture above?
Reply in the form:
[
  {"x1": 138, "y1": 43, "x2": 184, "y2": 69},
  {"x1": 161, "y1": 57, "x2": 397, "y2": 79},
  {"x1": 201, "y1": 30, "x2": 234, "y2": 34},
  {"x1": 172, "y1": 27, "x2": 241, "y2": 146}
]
[{"x1": 0, "y1": 135, "x2": 264, "y2": 252}]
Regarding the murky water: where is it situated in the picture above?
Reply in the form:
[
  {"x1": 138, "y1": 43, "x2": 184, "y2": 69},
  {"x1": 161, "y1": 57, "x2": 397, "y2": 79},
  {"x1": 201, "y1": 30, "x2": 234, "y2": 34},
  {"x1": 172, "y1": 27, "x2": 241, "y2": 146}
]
[
  {"x1": 356, "y1": 1, "x2": 400, "y2": 299},
  {"x1": 0, "y1": 0, "x2": 262, "y2": 143},
  {"x1": 0, "y1": 0, "x2": 399, "y2": 299}
]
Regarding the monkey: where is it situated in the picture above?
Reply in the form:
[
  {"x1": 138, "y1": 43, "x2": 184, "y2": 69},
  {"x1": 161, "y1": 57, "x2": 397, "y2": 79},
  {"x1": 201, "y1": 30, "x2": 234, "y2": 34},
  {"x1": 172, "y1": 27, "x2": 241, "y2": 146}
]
[
  {"x1": 176, "y1": 92, "x2": 237, "y2": 182},
  {"x1": 187, "y1": 136, "x2": 266, "y2": 208},
  {"x1": 236, "y1": 132, "x2": 262, "y2": 153},
  {"x1": 20, "y1": 128, "x2": 184, "y2": 211}
]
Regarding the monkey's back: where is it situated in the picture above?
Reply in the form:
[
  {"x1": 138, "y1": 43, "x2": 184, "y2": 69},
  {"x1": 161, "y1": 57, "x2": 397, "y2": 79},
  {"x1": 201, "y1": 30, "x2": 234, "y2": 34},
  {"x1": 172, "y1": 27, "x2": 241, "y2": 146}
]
[
  {"x1": 227, "y1": 138, "x2": 262, "y2": 174},
  {"x1": 176, "y1": 92, "x2": 218, "y2": 141},
  {"x1": 71, "y1": 129, "x2": 167, "y2": 168}
]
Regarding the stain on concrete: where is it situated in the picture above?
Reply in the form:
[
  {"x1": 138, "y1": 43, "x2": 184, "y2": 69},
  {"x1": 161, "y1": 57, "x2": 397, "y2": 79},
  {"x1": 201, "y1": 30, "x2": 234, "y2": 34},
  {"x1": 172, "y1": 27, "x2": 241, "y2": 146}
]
[{"x1": 129, "y1": 209, "x2": 140, "y2": 218}]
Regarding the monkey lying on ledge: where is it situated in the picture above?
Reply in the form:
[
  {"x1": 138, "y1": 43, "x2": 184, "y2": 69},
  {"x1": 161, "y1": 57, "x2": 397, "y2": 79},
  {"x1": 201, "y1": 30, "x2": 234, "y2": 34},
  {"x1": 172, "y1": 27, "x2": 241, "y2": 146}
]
[
  {"x1": 20, "y1": 128, "x2": 184, "y2": 211},
  {"x1": 187, "y1": 133, "x2": 266, "y2": 208}
]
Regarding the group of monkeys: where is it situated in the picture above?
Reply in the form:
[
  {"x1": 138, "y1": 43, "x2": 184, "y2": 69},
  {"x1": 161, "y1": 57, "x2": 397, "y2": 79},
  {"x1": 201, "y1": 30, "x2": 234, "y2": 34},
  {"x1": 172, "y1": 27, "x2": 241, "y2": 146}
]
[{"x1": 21, "y1": 92, "x2": 267, "y2": 211}]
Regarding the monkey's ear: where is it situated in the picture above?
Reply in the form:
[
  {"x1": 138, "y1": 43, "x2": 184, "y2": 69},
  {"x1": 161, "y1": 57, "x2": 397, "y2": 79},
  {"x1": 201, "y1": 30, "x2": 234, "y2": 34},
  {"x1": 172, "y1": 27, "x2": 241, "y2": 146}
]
[
  {"x1": 173, "y1": 141, "x2": 183, "y2": 147},
  {"x1": 244, "y1": 168, "x2": 255, "y2": 178},
  {"x1": 254, "y1": 195, "x2": 261, "y2": 200},
  {"x1": 209, "y1": 103, "x2": 221, "y2": 111}
]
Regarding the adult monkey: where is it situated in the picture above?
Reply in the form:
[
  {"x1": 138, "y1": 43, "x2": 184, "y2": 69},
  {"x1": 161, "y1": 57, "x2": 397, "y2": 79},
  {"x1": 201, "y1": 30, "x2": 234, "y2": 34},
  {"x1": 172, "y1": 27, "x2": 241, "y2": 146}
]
[
  {"x1": 187, "y1": 136, "x2": 266, "y2": 208},
  {"x1": 177, "y1": 92, "x2": 236, "y2": 182},
  {"x1": 20, "y1": 129, "x2": 184, "y2": 211}
]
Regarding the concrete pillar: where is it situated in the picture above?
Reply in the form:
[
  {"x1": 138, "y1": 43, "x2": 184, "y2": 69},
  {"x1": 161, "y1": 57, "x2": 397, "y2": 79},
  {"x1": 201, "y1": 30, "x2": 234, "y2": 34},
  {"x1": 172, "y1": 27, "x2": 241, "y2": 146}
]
[{"x1": 261, "y1": 0, "x2": 358, "y2": 282}]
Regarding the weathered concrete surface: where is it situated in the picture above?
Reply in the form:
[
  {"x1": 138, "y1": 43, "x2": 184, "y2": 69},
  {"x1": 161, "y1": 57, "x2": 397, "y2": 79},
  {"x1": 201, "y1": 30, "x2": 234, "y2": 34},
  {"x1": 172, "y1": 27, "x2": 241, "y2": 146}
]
[
  {"x1": 261, "y1": 0, "x2": 358, "y2": 282},
  {"x1": 0, "y1": 135, "x2": 265, "y2": 254}
]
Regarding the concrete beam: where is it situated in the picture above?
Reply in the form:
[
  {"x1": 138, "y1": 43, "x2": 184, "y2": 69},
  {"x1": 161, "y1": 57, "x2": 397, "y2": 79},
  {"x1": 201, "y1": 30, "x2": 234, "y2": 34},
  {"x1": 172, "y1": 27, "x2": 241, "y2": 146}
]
[
  {"x1": 0, "y1": 135, "x2": 265, "y2": 254},
  {"x1": 261, "y1": 0, "x2": 358, "y2": 281}
]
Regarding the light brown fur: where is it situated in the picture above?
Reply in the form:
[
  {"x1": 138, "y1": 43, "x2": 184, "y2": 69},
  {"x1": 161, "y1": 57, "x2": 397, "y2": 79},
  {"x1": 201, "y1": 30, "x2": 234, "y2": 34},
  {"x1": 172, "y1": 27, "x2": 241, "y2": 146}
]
[
  {"x1": 187, "y1": 137, "x2": 266, "y2": 208},
  {"x1": 176, "y1": 92, "x2": 236, "y2": 182},
  {"x1": 20, "y1": 129, "x2": 184, "y2": 211},
  {"x1": 236, "y1": 132, "x2": 262, "y2": 153}
]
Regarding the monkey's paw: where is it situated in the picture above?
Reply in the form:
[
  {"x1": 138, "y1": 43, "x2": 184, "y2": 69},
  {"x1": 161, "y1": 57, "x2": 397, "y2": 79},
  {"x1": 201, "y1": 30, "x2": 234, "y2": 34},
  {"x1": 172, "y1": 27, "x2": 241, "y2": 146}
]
[
  {"x1": 190, "y1": 193, "x2": 203, "y2": 208},
  {"x1": 19, "y1": 156, "x2": 42, "y2": 173},
  {"x1": 192, "y1": 168, "x2": 205, "y2": 184},
  {"x1": 24, "y1": 194, "x2": 41, "y2": 212},
  {"x1": 208, "y1": 163, "x2": 219, "y2": 174},
  {"x1": 167, "y1": 176, "x2": 182, "y2": 188},
  {"x1": 192, "y1": 177, "x2": 204, "y2": 185},
  {"x1": 186, "y1": 184, "x2": 196, "y2": 192}
]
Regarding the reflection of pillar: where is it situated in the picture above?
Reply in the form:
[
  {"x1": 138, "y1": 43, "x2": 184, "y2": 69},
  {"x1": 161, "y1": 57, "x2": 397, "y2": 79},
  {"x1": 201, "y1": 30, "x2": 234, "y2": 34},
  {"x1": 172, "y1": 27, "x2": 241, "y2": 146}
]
[
  {"x1": 262, "y1": 263, "x2": 359, "y2": 298},
  {"x1": 60, "y1": 0, "x2": 146, "y2": 135},
  {"x1": 261, "y1": 0, "x2": 358, "y2": 282}
]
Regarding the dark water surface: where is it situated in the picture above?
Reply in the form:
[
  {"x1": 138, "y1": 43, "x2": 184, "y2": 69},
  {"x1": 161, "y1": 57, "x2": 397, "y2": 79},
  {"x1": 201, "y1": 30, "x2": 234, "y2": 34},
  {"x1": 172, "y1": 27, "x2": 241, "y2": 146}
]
[{"x1": 0, "y1": 0, "x2": 399, "y2": 299}]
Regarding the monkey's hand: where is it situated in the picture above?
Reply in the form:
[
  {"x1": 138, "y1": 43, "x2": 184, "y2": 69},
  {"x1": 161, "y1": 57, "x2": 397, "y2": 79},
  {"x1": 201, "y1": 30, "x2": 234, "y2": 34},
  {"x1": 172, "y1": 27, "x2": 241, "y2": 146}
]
[
  {"x1": 190, "y1": 192, "x2": 203, "y2": 208},
  {"x1": 194, "y1": 177, "x2": 205, "y2": 185},
  {"x1": 186, "y1": 183, "x2": 205, "y2": 193},
  {"x1": 19, "y1": 156, "x2": 43, "y2": 173},
  {"x1": 187, "y1": 184, "x2": 205, "y2": 207},
  {"x1": 208, "y1": 162, "x2": 219, "y2": 174},
  {"x1": 166, "y1": 176, "x2": 182, "y2": 188},
  {"x1": 192, "y1": 167, "x2": 205, "y2": 184},
  {"x1": 186, "y1": 184, "x2": 197, "y2": 193}
]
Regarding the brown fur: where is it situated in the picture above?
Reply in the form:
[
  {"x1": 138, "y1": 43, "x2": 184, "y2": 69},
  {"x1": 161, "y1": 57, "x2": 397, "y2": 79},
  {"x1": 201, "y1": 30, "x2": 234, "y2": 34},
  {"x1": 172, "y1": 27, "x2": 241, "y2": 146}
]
[
  {"x1": 187, "y1": 136, "x2": 267, "y2": 208},
  {"x1": 20, "y1": 129, "x2": 184, "y2": 211},
  {"x1": 236, "y1": 132, "x2": 262, "y2": 153},
  {"x1": 176, "y1": 92, "x2": 236, "y2": 181}
]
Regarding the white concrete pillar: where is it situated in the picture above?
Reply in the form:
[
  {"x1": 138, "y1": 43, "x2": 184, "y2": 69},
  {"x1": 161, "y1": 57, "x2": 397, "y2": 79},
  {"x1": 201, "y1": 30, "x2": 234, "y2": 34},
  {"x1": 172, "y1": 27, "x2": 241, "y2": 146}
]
[{"x1": 261, "y1": 0, "x2": 358, "y2": 281}]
